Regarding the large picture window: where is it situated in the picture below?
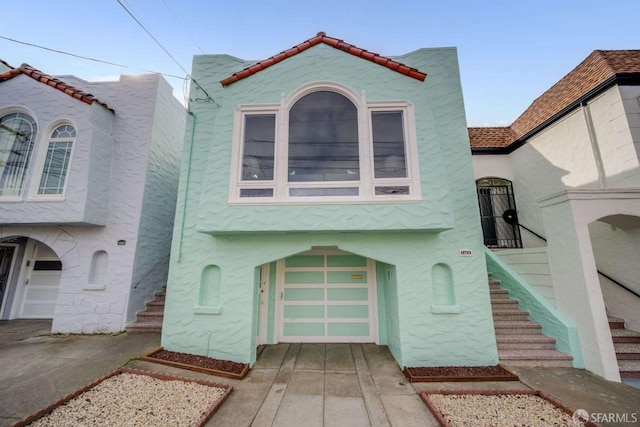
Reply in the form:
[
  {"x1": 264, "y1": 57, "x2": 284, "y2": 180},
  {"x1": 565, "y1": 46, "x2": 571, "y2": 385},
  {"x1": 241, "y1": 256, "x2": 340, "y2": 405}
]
[
  {"x1": 0, "y1": 112, "x2": 37, "y2": 197},
  {"x1": 230, "y1": 84, "x2": 420, "y2": 203},
  {"x1": 38, "y1": 124, "x2": 75, "y2": 195}
]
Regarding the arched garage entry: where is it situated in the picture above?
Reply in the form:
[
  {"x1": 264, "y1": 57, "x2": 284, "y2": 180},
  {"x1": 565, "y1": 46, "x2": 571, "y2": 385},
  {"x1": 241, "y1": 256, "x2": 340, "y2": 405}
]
[{"x1": 255, "y1": 247, "x2": 397, "y2": 346}]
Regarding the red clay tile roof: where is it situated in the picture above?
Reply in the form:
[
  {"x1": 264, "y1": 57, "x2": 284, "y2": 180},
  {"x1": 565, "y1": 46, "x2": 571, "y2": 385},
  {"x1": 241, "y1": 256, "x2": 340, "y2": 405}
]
[
  {"x1": 220, "y1": 32, "x2": 427, "y2": 86},
  {"x1": 470, "y1": 50, "x2": 640, "y2": 150},
  {"x1": 0, "y1": 62, "x2": 113, "y2": 111}
]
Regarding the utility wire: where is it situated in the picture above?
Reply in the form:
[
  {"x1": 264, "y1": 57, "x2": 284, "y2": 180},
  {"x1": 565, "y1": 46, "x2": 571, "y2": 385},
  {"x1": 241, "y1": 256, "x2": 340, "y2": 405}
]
[
  {"x1": 115, "y1": 0, "x2": 215, "y2": 103},
  {"x1": 161, "y1": 0, "x2": 206, "y2": 55},
  {"x1": 0, "y1": 35, "x2": 186, "y2": 80}
]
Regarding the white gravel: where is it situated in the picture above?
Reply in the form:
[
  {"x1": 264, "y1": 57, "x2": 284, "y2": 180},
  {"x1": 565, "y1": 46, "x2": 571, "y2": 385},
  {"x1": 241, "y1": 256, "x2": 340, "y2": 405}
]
[
  {"x1": 28, "y1": 373, "x2": 227, "y2": 427},
  {"x1": 427, "y1": 394, "x2": 586, "y2": 427}
]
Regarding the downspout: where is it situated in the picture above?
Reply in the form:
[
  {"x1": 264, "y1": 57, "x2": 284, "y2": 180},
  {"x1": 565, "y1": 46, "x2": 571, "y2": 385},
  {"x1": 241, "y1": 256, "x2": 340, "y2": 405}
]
[
  {"x1": 177, "y1": 111, "x2": 196, "y2": 262},
  {"x1": 581, "y1": 101, "x2": 607, "y2": 189}
]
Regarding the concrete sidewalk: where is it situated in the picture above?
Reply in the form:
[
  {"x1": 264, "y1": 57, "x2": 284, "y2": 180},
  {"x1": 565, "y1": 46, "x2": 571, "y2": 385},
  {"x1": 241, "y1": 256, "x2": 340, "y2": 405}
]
[{"x1": 1, "y1": 320, "x2": 639, "y2": 426}]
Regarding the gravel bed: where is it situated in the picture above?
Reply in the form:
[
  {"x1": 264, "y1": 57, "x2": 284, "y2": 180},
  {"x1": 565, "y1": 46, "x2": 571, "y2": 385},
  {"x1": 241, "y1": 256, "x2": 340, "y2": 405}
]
[
  {"x1": 27, "y1": 373, "x2": 227, "y2": 427},
  {"x1": 407, "y1": 365, "x2": 514, "y2": 377},
  {"x1": 426, "y1": 394, "x2": 585, "y2": 427},
  {"x1": 151, "y1": 349, "x2": 247, "y2": 375}
]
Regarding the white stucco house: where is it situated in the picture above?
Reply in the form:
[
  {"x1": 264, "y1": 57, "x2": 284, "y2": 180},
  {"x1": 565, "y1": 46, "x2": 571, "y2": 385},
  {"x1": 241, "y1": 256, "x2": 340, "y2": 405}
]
[
  {"x1": 0, "y1": 60, "x2": 185, "y2": 333},
  {"x1": 470, "y1": 50, "x2": 640, "y2": 381}
]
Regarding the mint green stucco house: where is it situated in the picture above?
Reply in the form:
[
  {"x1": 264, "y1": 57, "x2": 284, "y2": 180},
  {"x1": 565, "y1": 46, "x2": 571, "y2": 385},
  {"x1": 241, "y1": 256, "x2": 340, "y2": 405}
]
[{"x1": 162, "y1": 33, "x2": 498, "y2": 369}]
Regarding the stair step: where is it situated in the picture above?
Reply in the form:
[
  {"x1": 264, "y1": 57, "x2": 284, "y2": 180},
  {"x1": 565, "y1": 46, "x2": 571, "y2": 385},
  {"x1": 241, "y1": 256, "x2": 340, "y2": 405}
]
[
  {"x1": 496, "y1": 334, "x2": 557, "y2": 350},
  {"x1": 614, "y1": 343, "x2": 640, "y2": 360},
  {"x1": 611, "y1": 328, "x2": 640, "y2": 343},
  {"x1": 499, "y1": 349, "x2": 573, "y2": 367},
  {"x1": 146, "y1": 301, "x2": 166, "y2": 312},
  {"x1": 136, "y1": 311, "x2": 163, "y2": 322},
  {"x1": 490, "y1": 299, "x2": 519, "y2": 307},
  {"x1": 490, "y1": 289, "x2": 510, "y2": 296},
  {"x1": 494, "y1": 321, "x2": 543, "y2": 335},
  {"x1": 618, "y1": 359, "x2": 640, "y2": 376},
  {"x1": 126, "y1": 322, "x2": 162, "y2": 333}
]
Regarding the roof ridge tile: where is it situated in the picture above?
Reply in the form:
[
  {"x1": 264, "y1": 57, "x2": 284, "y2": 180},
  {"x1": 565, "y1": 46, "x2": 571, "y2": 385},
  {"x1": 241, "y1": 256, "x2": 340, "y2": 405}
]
[{"x1": 220, "y1": 32, "x2": 427, "y2": 86}]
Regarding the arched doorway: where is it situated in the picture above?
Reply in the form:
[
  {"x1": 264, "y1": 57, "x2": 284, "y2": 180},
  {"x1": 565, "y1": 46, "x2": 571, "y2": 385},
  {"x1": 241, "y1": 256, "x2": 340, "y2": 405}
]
[
  {"x1": 0, "y1": 237, "x2": 61, "y2": 319},
  {"x1": 476, "y1": 177, "x2": 522, "y2": 248}
]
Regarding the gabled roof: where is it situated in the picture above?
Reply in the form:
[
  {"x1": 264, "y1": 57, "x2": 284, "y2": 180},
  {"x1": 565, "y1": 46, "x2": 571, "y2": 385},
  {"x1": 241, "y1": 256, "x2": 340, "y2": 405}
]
[
  {"x1": 0, "y1": 61, "x2": 113, "y2": 112},
  {"x1": 220, "y1": 32, "x2": 427, "y2": 86},
  {"x1": 470, "y1": 49, "x2": 640, "y2": 151},
  {"x1": 468, "y1": 127, "x2": 517, "y2": 149}
]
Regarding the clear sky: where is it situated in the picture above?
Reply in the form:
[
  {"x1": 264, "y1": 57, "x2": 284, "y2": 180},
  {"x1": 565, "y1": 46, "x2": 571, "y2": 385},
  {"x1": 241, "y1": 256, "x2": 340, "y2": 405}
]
[{"x1": 1, "y1": 0, "x2": 638, "y2": 126}]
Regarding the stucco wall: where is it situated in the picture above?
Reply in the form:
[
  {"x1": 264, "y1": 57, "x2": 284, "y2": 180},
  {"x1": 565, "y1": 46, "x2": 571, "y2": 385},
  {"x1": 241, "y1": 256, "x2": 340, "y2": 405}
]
[
  {"x1": 0, "y1": 75, "x2": 114, "y2": 225},
  {"x1": 163, "y1": 45, "x2": 497, "y2": 368},
  {"x1": 0, "y1": 73, "x2": 185, "y2": 333},
  {"x1": 495, "y1": 247, "x2": 556, "y2": 306},
  {"x1": 472, "y1": 154, "x2": 514, "y2": 182}
]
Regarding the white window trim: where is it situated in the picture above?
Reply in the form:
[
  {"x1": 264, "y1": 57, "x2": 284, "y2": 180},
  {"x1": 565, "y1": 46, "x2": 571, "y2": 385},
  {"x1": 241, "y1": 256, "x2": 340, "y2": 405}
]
[
  {"x1": 229, "y1": 82, "x2": 422, "y2": 205},
  {"x1": 28, "y1": 120, "x2": 77, "y2": 201}
]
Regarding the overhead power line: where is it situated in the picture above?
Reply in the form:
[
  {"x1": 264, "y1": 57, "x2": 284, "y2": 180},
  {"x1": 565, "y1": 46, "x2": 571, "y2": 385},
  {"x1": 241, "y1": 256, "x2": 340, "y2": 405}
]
[
  {"x1": 0, "y1": 35, "x2": 186, "y2": 80},
  {"x1": 115, "y1": 0, "x2": 215, "y2": 103},
  {"x1": 161, "y1": 0, "x2": 206, "y2": 55}
]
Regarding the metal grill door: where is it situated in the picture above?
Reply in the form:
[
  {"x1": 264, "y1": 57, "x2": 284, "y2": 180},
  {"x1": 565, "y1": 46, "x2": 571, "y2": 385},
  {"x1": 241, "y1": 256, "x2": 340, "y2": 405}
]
[{"x1": 476, "y1": 181, "x2": 522, "y2": 249}]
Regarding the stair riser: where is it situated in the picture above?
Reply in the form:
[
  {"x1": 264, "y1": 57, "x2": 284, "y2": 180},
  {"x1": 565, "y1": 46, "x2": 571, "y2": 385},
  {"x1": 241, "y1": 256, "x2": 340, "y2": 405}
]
[
  {"x1": 498, "y1": 343, "x2": 557, "y2": 350},
  {"x1": 613, "y1": 337, "x2": 640, "y2": 344},
  {"x1": 145, "y1": 305, "x2": 165, "y2": 312},
  {"x1": 495, "y1": 328, "x2": 543, "y2": 335},
  {"x1": 501, "y1": 360, "x2": 573, "y2": 368},
  {"x1": 492, "y1": 314, "x2": 530, "y2": 321},
  {"x1": 127, "y1": 326, "x2": 162, "y2": 333},
  {"x1": 616, "y1": 353, "x2": 640, "y2": 360},
  {"x1": 136, "y1": 314, "x2": 164, "y2": 323},
  {"x1": 609, "y1": 321, "x2": 625, "y2": 329},
  {"x1": 620, "y1": 371, "x2": 640, "y2": 379}
]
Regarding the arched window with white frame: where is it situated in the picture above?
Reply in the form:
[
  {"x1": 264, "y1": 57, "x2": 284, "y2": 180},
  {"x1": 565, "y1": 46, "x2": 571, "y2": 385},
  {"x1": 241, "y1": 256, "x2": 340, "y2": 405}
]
[
  {"x1": 0, "y1": 112, "x2": 38, "y2": 197},
  {"x1": 38, "y1": 123, "x2": 75, "y2": 196},
  {"x1": 229, "y1": 82, "x2": 421, "y2": 203}
]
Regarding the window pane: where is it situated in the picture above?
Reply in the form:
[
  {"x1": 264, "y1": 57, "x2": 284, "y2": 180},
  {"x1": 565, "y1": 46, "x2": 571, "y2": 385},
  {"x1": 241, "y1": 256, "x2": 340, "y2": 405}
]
[
  {"x1": 240, "y1": 188, "x2": 274, "y2": 197},
  {"x1": 372, "y1": 111, "x2": 407, "y2": 178},
  {"x1": 242, "y1": 115, "x2": 275, "y2": 181},
  {"x1": 288, "y1": 91, "x2": 359, "y2": 182},
  {"x1": 289, "y1": 187, "x2": 359, "y2": 197},
  {"x1": 375, "y1": 186, "x2": 410, "y2": 195},
  {"x1": 38, "y1": 141, "x2": 72, "y2": 195},
  {"x1": 0, "y1": 113, "x2": 37, "y2": 197}
]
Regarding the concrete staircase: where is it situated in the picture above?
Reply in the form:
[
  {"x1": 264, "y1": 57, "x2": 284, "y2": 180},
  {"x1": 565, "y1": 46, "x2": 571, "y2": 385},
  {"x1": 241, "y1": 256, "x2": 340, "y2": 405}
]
[
  {"x1": 126, "y1": 285, "x2": 166, "y2": 333},
  {"x1": 489, "y1": 274, "x2": 573, "y2": 367},
  {"x1": 608, "y1": 315, "x2": 640, "y2": 379}
]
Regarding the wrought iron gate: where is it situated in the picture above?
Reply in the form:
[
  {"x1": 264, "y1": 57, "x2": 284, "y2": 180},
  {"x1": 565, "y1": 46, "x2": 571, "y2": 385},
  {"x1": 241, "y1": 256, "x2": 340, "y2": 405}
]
[{"x1": 476, "y1": 178, "x2": 522, "y2": 249}]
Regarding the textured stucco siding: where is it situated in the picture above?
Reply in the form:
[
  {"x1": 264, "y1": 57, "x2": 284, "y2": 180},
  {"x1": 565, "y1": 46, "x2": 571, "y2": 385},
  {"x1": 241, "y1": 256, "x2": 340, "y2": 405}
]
[
  {"x1": 164, "y1": 45, "x2": 497, "y2": 368},
  {"x1": 0, "y1": 75, "x2": 113, "y2": 225},
  {"x1": 495, "y1": 248, "x2": 556, "y2": 306},
  {"x1": 1, "y1": 73, "x2": 185, "y2": 333}
]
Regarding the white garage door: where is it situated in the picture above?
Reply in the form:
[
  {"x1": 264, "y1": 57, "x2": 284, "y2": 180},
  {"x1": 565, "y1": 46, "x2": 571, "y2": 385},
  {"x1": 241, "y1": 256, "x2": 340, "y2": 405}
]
[{"x1": 277, "y1": 252, "x2": 377, "y2": 343}]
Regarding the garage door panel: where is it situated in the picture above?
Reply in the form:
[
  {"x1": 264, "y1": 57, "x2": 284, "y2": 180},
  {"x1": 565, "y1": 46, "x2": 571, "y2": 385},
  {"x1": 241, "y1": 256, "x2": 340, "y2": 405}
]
[
  {"x1": 284, "y1": 305, "x2": 324, "y2": 318},
  {"x1": 328, "y1": 323, "x2": 370, "y2": 337},
  {"x1": 327, "y1": 255, "x2": 367, "y2": 267},
  {"x1": 327, "y1": 271, "x2": 367, "y2": 283},
  {"x1": 284, "y1": 288, "x2": 324, "y2": 301},
  {"x1": 327, "y1": 305, "x2": 368, "y2": 318},
  {"x1": 283, "y1": 323, "x2": 325, "y2": 336},
  {"x1": 285, "y1": 271, "x2": 324, "y2": 284},
  {"x1": 279, "y1": 254, "x2": 375, "y2": 343},
  {"x1": 327, "y1": 288, "x2": 368, "y2": 301}
]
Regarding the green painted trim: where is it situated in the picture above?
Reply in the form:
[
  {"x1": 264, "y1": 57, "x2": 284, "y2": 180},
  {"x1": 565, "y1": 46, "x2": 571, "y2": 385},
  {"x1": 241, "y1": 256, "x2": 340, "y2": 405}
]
[
  {"x1": 327, "y1": 271, "x2": 367, "y2": 283},
  {"x1": 267, "y1": 262, "x2": 276, "y2": 344},
  {"x1": 375, "y1": 262, "x2": 387, "y2": 345},
  {"x1": 485, "y1": 249, "x2": 584, "y2": 368}
]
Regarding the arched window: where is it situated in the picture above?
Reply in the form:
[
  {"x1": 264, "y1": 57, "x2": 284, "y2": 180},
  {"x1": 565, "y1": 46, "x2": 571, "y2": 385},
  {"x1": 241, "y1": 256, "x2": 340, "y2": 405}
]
[
  {"x1": 38, "y1": 124, "x2": 75, "y2": 195},
  {"x1": 476, "y1": 177, "x2": 522, "y2": 248},
  {"x1": 288, "y1": 91, "x2": 359, "y2": 182},
  {"x1": 0, "y1": 112, "x2": 37, "y2": 197},
  {"x1": 230, "y1": 84, "x2": 421, "y2": 202}
]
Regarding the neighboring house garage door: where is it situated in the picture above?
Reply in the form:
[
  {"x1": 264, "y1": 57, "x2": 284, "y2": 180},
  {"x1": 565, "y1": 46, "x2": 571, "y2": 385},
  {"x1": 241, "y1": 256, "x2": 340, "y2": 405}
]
[
  {"x1": 277, "y1": 252, "x2": 377, "y2": 343},
  {"x1": 19, "y1": 243, "x2": 61, "y2": 318}
]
